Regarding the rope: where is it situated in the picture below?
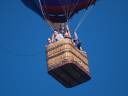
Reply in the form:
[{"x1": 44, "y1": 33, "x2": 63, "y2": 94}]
[
  {"x1": 68, "y1": 0, "x2": 80, "y2": 20},
  {"x1": 58, "y1": 0, "x2": 68, "y2": 21},
  {"x1": 64, "y1": 0, "x2": 69, "y2": 19},
  {"x1": 74, "y1": 1, "x2": 94, "y2": 32},
  {"x1": 58, "y1": 0, "x2": 80, "y2": 36},
  {"x1": 67, "y1": 0, "x2": 80, "y2": 36},
  {"x1": 38, "y1": 0, "x2": 54, "y2": 31},
  {"x1": 58, "y1": 0, "x2": 78, "y2": 23}
]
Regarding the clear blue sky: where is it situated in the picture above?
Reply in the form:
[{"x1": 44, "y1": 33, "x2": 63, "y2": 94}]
[{"x1": 0, "y1": 0, "x2": 128, "y2": 96}]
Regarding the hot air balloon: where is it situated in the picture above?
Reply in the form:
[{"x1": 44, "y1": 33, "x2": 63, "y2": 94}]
[{"x1": 21, "y1": 0, "x2": 96, "y2": 88}]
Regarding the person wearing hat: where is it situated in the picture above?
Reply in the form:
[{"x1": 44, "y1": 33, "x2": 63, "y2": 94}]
[
  {"x1": 73, "y1": 32, "x2": 82, "y2": 50},
  {"x1": 52, "y1": 30, "x2": 64, "y2": 42},
  {"x1": 64, "y1": 30, "x2": 71, "y2": 39},
  {"x1": 48, "y1": 38, "x2": 52, "y2": 44},
  {"x1": 64, "y1": 24, "x2": 71, "y2": 39}
]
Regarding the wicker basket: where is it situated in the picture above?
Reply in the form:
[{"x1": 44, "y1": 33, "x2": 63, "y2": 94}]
[{"x1": 46, "y1": 38, "x2": 91, "y2": 88}]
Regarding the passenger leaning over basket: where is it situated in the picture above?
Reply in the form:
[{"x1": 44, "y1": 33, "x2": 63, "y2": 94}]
[
  {"x1": 64, "y1": 30, "x2": 71, "y2": 39},
  {"x1": 73, "y1": 32, "x2": 82, "y2": 50},
  {"x1": 52, "y1": 30, "x2": 64, "y2": 42},
  {"x1": 48, "y1": 38, "x2": 52, "y2": 44},
  {"x1": 64, "y1": 24, "x2": 71, "y2": 39}
]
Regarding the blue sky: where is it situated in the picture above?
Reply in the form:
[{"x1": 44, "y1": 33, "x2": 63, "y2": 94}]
[{"x1": 0, "y1": 0, "x2": 128, "y2": 96}]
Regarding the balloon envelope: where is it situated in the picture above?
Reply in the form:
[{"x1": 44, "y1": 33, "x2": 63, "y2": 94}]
[{"x1": 21, "y1": 0, "x2": 96, "y2": 23}]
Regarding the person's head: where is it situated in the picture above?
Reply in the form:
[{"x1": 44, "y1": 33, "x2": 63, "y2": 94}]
[
  {"x1": 73, "y1": 39, "x2": 76, "y2": 42},
  {"x1": 48, "y1": 38, "x2": 52, "y2": 43},
  {"x1": 73, "y1": 39, "x2": 79, "y2": 42},
  {"x1": 54, "y1": 31, "x2": 58, "y2": 36},
  {"x1": 65, "y1": 31, "x2": 68, "y2": 34},
  {"x1": 65, "y1": 31, "x2": 68, "y2": 36}
]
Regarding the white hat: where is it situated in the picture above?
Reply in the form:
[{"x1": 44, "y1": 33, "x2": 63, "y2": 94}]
[
  {"x1": 48, "y1": 38, "x2": 51, "y2": 41},
  {"x1": 54, "y1": 31, "x2": 58, "y2": 33}
]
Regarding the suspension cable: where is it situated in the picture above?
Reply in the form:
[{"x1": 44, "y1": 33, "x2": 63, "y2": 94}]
[
  {"x1": 68, "y1": 0, "x2": 80, "y2": 20},
  {"x1": 67, "y1": 0, "x2": 80, "y2": 35},
  {"x1": 74, "y1": 0, "x2": 94, "y2": 32},
  {"x1": 38, "y1": 0, "x2": 54, "y2": 31},
  {"x1": 58, "y1": 0, "x2": 80, "y2": 35},
  {"x1": 58, "y1": 0, "x2": 68, "y2": 22}
]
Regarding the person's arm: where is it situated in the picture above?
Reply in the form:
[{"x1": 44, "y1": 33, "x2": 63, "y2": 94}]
[
  {"x1": 51, "y1": 34, "x2": 55, "y2": 42},
  {"x1": 66, "y1": 24, "x2": 71, "y2": 37}
]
